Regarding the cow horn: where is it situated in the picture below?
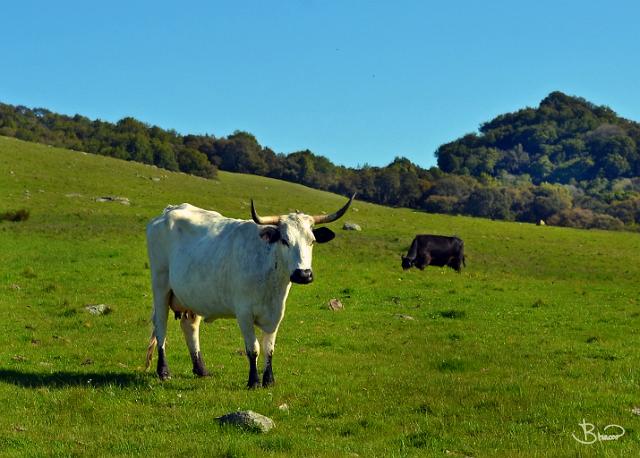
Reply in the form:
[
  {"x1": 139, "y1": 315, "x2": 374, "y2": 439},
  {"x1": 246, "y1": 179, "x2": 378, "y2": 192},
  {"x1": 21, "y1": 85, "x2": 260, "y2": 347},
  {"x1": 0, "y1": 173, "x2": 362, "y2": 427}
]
[
  {"x1": 251, "y1": 200, "x2": 280, "y2": 225},
  {"x1": 312, "y1": 193, "x2": 356, "y2": 225}
]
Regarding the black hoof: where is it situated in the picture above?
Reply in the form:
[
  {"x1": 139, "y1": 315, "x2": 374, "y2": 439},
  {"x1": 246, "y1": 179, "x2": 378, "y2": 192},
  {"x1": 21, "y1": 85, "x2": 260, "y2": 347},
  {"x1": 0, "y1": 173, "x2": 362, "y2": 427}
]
[
  {"x1": 262, "y1": 374, "x2": 275, "y2": 388},
  {"x1": 158, "y1": 370, "x2": 171, "y2": 381},
  {"x1": 191, "y1": 352, "x2": 209, "y2": 377},
  {"x1": 193, "y1": 367, "x2": 210, "y2": 377}
]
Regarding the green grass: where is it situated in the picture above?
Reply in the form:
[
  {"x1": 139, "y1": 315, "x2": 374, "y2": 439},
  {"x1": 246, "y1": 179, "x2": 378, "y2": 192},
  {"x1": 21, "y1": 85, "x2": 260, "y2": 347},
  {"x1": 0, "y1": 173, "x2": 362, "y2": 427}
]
[{"x1": 1, "y1": 135, "x2": 639, "y2": 457}]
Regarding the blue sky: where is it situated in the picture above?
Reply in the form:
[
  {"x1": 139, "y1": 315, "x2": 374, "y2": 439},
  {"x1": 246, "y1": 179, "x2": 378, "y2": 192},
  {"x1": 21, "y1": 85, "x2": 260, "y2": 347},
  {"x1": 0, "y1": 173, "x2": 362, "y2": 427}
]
[{"x1": 2, "y1": 1, "x2": 639, "y2": 169}]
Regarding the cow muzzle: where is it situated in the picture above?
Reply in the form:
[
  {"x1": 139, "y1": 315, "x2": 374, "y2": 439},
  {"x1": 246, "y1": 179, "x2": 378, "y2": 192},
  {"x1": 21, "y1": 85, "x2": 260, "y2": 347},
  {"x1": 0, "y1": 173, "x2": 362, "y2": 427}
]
[{"x1": 290, "y1": 269, "x2": 313, "y2": 284}]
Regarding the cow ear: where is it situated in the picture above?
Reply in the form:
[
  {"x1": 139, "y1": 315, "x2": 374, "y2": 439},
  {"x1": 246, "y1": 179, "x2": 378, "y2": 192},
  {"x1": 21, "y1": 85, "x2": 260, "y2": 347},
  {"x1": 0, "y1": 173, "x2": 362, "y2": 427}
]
[
  {"x1": 259, "y1": 227, "x2": 281, "y2": 244},
  {"x1": 313, "y1": 227, "x2": 335, "y2": 244}
]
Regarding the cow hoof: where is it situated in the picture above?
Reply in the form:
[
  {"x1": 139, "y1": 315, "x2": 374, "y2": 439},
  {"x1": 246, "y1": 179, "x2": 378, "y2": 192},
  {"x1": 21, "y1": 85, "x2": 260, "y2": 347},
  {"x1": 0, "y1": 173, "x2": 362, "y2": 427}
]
[
  {"x1": 247, "y1": 380, "x2": 261, "y2": 389},
  {"x1": 262, "y1": 374, "x2": 275, "y2": 387},
  {"x1": 191, "y1": 352, "x2": 209, "y2": 377},
  {"x1": 193, "y1": 368, "x2": 210, "y2": 377},
  {"x1": 158, "y1": 368, "x2": 171, "y2": 381}
]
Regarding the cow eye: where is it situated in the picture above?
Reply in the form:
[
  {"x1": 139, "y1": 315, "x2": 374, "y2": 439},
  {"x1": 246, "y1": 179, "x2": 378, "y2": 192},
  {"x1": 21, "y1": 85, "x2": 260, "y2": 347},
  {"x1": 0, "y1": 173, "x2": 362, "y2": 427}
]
[{"x1": 281, "y1": 239, "x2": 290, "y2": 247}]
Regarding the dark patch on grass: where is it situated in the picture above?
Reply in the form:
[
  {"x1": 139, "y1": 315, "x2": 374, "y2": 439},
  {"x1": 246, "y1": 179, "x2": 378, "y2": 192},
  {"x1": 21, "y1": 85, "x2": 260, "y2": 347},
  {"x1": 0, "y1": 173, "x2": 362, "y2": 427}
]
[
  {"x1": 0, "y1": 437, "x2": 30, "y2": 449},
  {"x1": 320, "y1": 411, "x2": 341, "y2": 419},
  {"x1": 313, "y1": 338, "x2": 333, "y2": 348},
  {"x1": 439, "y1": 310, "x2": 466, "y2": 319},
  {"x1": 0, "y1": 369, "x2": 147, "y2": 388},
  {"x1": 359, "y1": 419, "x2": 372, "y2": 429},
  {"x1": 43, "y1": 283, "x2": 58, "y2": 293},
  {"x1": 448, "y1": 333, "x2": 462, "y2": 341},
  {"x1": 587, "y1": 353, "x2": 618, "y2": 361},
  {"x1": 60, "y1": 308, "x2": 77, "y2": 317},
  {"x1": 437, "y1": 358, "x2": 470, "y2": 372},
  {"x1": 532, "y1": 299, "x2": 546, "y2": 308},
  {"x1": 21, "y1": 267, "x2": 36, "y2": 279},
  {"x1": 474, "y1": 399, "x2": 499, "y2": 410},
  {"x1": 1, "y1": 209, "x2": 30, "y2": 222},
  {"x1": 259, "y1": 437, "x2": 293, "y2": 452},
  {"x1": 220, "y1": 447, "x2": 250, "y2": 458},
  {"x1": 339, "y1": 427, "x2": 355, "y2": 437},
  {"x1": 404, "y1": 431, "x2": 431, "y2": 448},
  {"x1": 417, "y1": 403, "x2": 434, "y2": 414},
  {"x1": 586, "y1": 336, "x2": 599, "y2": 344}
]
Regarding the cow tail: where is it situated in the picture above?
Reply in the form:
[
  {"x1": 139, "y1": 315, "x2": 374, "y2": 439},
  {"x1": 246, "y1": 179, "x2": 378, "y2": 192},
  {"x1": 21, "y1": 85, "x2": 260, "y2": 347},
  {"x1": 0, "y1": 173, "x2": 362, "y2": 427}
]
[
  {"x1": 145, "y1": 334, "x2": 157, "y2": 370},
  {"x1": 460, "y1": 240, "x2": 466, "y2": 267},
  {"x1": 145, "y1": 308, "x2": 157, "y2": 370}
]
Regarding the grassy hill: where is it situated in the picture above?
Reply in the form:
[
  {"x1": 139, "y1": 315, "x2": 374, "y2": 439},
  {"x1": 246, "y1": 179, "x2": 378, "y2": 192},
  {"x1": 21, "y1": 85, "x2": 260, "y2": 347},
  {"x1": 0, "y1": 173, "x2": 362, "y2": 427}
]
[{"x1": 1, "y1": 135, "x2": 639, "y2": 456}]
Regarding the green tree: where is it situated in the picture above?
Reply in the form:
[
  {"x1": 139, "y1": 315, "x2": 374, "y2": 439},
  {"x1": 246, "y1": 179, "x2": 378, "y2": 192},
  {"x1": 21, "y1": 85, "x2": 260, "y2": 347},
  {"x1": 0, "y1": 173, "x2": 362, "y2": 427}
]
[{"x1": 465, "y1": 187, "x2": 513, "y2": 220}]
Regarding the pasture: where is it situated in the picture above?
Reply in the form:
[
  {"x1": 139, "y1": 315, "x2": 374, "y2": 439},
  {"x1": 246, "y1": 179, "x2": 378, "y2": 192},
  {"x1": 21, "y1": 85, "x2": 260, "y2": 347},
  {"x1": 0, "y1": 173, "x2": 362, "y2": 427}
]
[{"x1": 1, "y1": 135, "x2": 639, "y2": 457}]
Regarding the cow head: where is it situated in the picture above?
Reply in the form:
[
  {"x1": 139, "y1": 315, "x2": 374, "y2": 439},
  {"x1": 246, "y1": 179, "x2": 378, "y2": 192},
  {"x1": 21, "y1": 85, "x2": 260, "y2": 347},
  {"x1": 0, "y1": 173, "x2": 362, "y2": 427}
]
[
  {"x1": 251, "y1": 194, "x2": 355, "y2": 284},
  {"x1": 401, "y1": 255, "x2": 414, "y2": 270}
]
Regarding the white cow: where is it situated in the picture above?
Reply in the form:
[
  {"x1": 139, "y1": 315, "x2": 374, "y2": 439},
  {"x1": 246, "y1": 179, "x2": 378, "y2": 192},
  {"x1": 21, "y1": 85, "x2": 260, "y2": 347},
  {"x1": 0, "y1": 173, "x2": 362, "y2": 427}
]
[{"x1": 145, "y1": 195, "x2": 354, "y2": 388}]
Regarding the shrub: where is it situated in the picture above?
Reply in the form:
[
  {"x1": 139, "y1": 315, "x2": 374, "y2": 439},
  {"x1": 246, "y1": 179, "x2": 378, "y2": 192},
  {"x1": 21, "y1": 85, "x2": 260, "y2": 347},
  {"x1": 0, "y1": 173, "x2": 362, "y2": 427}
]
[{"x1": 547, "y1": 208, "x2": 624, "y2": 230}]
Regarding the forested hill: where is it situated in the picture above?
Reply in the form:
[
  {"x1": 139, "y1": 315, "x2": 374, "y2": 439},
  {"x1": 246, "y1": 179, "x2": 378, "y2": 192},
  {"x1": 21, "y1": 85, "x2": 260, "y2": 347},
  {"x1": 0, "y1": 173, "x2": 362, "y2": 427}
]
[
  {"x1": 1, "y1": 92, "x2": 639, "y2": 231},
  {"x1": 436, "y1": 91, "x2": 640, "y2": 184}
]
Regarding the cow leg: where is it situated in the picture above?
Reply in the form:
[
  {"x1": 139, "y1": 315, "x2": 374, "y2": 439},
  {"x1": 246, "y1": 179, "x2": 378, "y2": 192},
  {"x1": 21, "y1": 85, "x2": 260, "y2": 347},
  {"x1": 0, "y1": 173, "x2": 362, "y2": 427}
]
[
  {"x1": 180, "y1": 313, "x2": 209, "y2": 377},
  {"x1": 155, "y1": 325, "x2": 170, "y2": 380},
  {"x1": 153, "y1": 298, "x2": 171, "y2": 380},
  {"x1": 261, "y1": 330, "x2": 278, "y2": 387},
  {"x1": 151, "y1": 278, "x2": 171, "y2": 381},
  {"x1": 238, "y1": 316, "x2": 260, "y2": 389},
  {"x1": 416, "y1": 254, "x2": 430, "y2": 270},
  {"x1": 157, "y1": 342, "x2": 170, "y2": 381}
]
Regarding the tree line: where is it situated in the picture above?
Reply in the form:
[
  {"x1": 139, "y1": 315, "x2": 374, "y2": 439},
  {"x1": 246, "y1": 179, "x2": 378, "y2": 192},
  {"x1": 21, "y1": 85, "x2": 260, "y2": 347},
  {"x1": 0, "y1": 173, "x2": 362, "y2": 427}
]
[{"x1": 1, "y1": 92, "x2": 639, "y2": 231}]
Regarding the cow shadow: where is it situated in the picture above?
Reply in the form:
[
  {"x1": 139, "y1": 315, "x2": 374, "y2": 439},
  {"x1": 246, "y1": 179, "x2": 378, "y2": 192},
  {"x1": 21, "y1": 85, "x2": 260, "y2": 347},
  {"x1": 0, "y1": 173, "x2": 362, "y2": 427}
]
[{"x1": 0, "y1": 368, "x2": 147, "y2": 388}]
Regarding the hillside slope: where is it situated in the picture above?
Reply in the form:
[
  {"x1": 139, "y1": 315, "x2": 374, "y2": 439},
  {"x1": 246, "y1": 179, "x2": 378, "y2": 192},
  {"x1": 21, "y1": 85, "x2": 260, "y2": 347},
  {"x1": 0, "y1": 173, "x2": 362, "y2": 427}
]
[
  {"x1": 4, "y1": 96, "x2": 640, "y2": 231},
  {"x1": 1, "y1": 136, "x2": 639, "y2": 456}
]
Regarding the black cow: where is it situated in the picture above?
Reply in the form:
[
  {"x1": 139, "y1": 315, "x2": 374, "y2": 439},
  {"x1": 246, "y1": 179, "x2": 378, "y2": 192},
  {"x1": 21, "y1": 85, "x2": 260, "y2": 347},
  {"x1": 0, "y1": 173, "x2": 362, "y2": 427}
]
[{"x1": 401, "y1": 235, "x2": 466, "y2": 272}]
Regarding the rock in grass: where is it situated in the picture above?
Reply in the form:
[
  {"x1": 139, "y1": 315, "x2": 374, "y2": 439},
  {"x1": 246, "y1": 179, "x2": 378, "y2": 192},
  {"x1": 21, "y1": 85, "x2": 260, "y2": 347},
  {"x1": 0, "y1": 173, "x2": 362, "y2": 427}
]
[
  {"x1": 342, "y1": 222, "x2": 361, "y2": 231},
  {"x1": 328, "y1": 298, "x2": 343, "y2": 311},
  {"x1": 85, "y1": 304, "x2": 112, "y2": 315},
  {"x1": 217, "y1": 410, "x2": 275, "y2": 433},
  {"x1": 95, "y1": 196, "x2": 130, "y2": 205}
]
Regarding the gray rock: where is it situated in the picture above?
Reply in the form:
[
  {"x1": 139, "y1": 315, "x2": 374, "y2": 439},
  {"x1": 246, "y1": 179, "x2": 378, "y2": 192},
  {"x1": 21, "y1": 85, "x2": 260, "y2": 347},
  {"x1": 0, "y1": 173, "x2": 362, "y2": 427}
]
[
  {"x1": 343, "y1": 222, "x2": 361, "y2": 231},
  {"x1": 85, "y1": 304, "x2": 112, "y2": 315},
  {"x1": 278, "y1": 403, "x2": 289, "y2": 412},
  {"x1": 217, "y1": 410, "x2": 275, "y2": 433},
  {"x1": 95, "y1": 196, "x2": 130, "y2": 205},
  {"x1": 328, "y1": 298, "x2": 343, "y2": 311}
]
